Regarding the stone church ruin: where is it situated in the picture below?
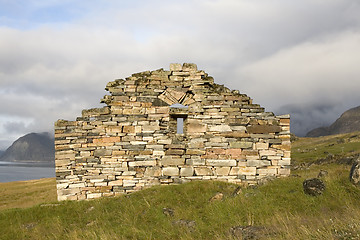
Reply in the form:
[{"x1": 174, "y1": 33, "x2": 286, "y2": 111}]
[{"x1": 55, "y1": 63, "x2": 291, "y2": 201}]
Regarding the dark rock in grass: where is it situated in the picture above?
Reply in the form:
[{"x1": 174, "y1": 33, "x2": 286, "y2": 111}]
[
  {"x1": 22, "y1": 223, "x2": 37, "y2": 230},
  {"x1": 303, "y1": 178, "x2": 326, "y2": 196},
  {"x1": 173, "y1": 219, "x2": 196, "y2": 229},
  {"x1": 162, "y1": 208, "x2": 174, "y2": 217},
  {"x1": 230, "y1": 225, "x2": 265, "y2": 240},
  {"x1": 350, "y1": 157, "x2": 360, "y2": 186},
  {"x1": 317, "y1": 169, "x2": 328, "y2": 178}
]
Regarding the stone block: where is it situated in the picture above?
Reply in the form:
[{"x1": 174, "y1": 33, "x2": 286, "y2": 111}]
[
  {"x1": 144, "y1": 167, "x2": 162, "y2": 177},
  {"x1": 230, "y1": 141, "x2": 253, "y2": 149},
  {"x1": 123, "y1": 125, "x2": 135, "y2": 133},
  {"x1": 186, "y1": 158, "x2": 206, "y2": 166},
  {"x1": 182, "y1": 63, "x2": 197, "y2": 71},
  {"x1": 259, "y1": 149, "x2": 277, "y2": 156},
  {"x1": 206, "y1": 159, "x2": 237, "y2": 167},
  {"x1": 166, "y1": 149, "x2": 185, "y2": 155},
  {"x1": 170, "y1": 63, "x2": 183, "y2": 71},
  {"x1": 220, "y1": 132, "x2": 250, "y2": 138},
  {"x1": 58, "y1": 188, "x2": 80, "y2": 196},
  {"x1": 279, "y1": 167, "x2": 291, "y2": 175},
  {"x1": 257, "y1": 167, "x2": 277, "y2": 175},
  {"x1": 195, "y1": 167, "x2": 213, "y2": 176},
  {"x1": 68, "y1": 183, "x2": 85, "y2": 188},
  {"x1": 280, "y1": 118, "x2": 290, "y2": 125},
  {"x1": 186, "y1": 149, "x2": 206, "y2": 155},
  {"x1": 278, "y1": 158, "x2": 291, "y2": 166},
  {"x1": 108, "y1": 180, "x2": 123, "y2": 186},
  {"x1": 215, "y1": 167, "x2": 230, "y2": 175},
  {"x1": 246, "y1": 160, "x2": 261, "y2": 167},
  {"x1": 123, "y1": 180, "x2": 137, "y2": 187},
  {"x1": 209, "y1": 125, "x2": 232, "y2": 132},
  {"x1": 246, "y1": 125, "x2": 281, "y2": 134},
  {"x1": 187, "y1": 123, "x2": 207, "y2": 133},
  {"x1": 93, "y1": 137, "x2": 120, "y2": 144},
  {"x1": 225, "y1": 148, "x2": 242, "y2": 158},
  {"x1": 230, "y1": 126, "x2": 246, "y2": 131},
  {"x1": 180, "y1": 167, "x2": 194, "y2": 177},
  {"x1": 255, "y1": 142, "x2": 269, "y2": 150},
  {"x1": 153, "y1": 150, "x2": 165, "y2": 156},
  {"x1": 94, "y1": 149, "x2": 112, "y2": 157},
  {"x1": 142, "y1": 125, "x2": 160, "y2": 133},
  {"x1": 161, "y1": 156, "x2": 185, "y2": 166},
  {"x1": 87, "y1": 193, "x2": 102, "y2": 199},
  {"x1": 163, "y1": 167, "x2": 179, "y2": 176},
  {"x1": 259, "y1": 160, "x2": 271, "y2": 167},
  {"x1": 128, "y1": 160, "x2": 157, "y2": 167},
  {"x1": 229, "y1": 167, "x2": 256, "y2": 176}
]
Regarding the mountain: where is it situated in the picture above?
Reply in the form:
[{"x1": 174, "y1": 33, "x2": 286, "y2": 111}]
[
  {"x1": 306, "y1": 106, "x2": 360, "y2": 137},
  {"x1": 0, "y1": 132, "x2": 55, "y2": 163},
  {"x1": 0, "y1": 150, "x2": 4, "y2": 158}
]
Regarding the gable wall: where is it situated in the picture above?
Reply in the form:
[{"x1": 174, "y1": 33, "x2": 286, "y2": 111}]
[{"x1": 55, "y1": 63, "x2": 290, "y2": 201}]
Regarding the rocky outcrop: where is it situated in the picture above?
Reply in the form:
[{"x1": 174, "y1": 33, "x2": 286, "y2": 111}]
[
  {"x1": 350, "y1": 157, "x2": 360, "y2": 186},
  {"x1": 230, "y1": 225, "x2": 265, "y2": 240},
  {"x1": 55, "y1": 63, "x2": 291, "y2": 201},
  {"x1": 306, "y1": 106, "x2": 360, "y2": 137}
]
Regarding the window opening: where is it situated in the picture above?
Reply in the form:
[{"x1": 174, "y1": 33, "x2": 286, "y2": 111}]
[
  {"x1": 170, "y1": 103, "x2": 188, "y2": 135},
  {"x1": 177, "y1": 117, "x2": 184, "y2": 134}
]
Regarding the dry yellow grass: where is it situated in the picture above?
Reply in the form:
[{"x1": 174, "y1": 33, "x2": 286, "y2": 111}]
[{"x1": 0, "y1": 178, "x2": 56, "y2": 210}]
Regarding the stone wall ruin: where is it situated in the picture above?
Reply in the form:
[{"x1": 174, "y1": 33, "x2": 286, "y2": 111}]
[{"x1": 55, "y1": 63, "x2": 291, "y2": 201}]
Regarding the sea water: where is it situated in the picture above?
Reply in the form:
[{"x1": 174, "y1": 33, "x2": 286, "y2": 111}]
[{"x1": 0, "y1": 162, "x2": 55, "y2": 182}]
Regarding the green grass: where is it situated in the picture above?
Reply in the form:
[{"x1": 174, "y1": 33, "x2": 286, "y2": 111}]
[
  {"x1": 292, "y1": 132, "x2": 360, "y2": 165},
  {"x1": 1, "y1": 133, "x2": 360, "y2": 239}
]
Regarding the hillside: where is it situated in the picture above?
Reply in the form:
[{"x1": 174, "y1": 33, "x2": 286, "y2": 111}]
[
  {"x1": 307, "y1": 105, "x2": 360, "y2": 137},
  {"x1": 1, "y1": 133, "x2": 360, "y2": 239},
  {"x1": 0, "y1": 132, "x2": 54, "y2": 163}
]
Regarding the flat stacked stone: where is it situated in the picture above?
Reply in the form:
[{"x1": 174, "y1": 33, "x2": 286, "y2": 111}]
[{"x1": 55, "y1": 63, "x2": 291, "y2": 201}]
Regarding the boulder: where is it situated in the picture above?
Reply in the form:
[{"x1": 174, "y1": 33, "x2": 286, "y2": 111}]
[
  {"x1": 230, "y1": 225, "x2": 265, "y2": 240},
  {"x1": 303, "y1": 178, "x2": 326, "y2": 196},
  {"x1": 317, "y1": 169, "x2": 328, "y2": 178},
  {"x1": 173, "y1": 219, "x2": 196, "y2": 229},
  {"x1": 162, "y1": 208, "x2": 174, "y2": 217},
  {"x1": 350, "y1": 158, "x2": 360, "y2": 186}
]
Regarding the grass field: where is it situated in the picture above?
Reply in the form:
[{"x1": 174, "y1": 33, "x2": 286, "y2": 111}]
[
  {"x1": 1, "y1": 133, "x2": 360, "y2": 239},
  {"x1": 0, "y1": 178, "x2": 56, "y2": 210}
]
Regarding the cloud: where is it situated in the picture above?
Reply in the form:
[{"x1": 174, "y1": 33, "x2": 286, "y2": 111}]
[
  {"x1": 0, "y1": 0, "x2": 360, "y2": 145},
  {"x1": 235, "y1": 30, "x2": 360, "y2": 135},
  {"x1": 278, "y1": 102, "x2": 348, "y2": 136}
]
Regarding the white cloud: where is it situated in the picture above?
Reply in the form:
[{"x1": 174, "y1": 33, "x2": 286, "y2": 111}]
[
  {"x1": 0, "y1": 0, "x2": 360, "y2": 146},
  {"x1": 238, "y1": 30, "x2": 360, "y2": 104},
  {"x1": 237, "y1": 30, "x2": 360, "y2": 134}
]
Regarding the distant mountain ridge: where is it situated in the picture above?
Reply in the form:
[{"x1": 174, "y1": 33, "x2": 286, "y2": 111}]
[
  {"x1": 0, "y1": 132, "x2": 55, "y2": 163},
  {"x1": 306, "y1": 106, "x2": 360, "y2": 137}
]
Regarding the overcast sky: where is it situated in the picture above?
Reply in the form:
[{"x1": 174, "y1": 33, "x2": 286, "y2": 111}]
[{"x1": 1, "y1": 0, "x2": 360, "y2": 149}]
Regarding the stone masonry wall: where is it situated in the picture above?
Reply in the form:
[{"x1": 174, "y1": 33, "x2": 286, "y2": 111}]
[{"x1": 55, "y1": 63, "x2": 291, "y2": 201}]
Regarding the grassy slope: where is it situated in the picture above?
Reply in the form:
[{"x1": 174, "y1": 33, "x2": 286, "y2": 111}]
[
  {"x1": 1, "y1": 133, "x2": 360, "y2": 239},
  {"x1": 0, "y1": 178, "x2": 56, "y2": 210}
]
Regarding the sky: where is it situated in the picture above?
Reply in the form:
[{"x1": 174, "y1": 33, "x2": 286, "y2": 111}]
[{"x1": 1, "y1": 0, "x2": 360, "y2": 149}]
